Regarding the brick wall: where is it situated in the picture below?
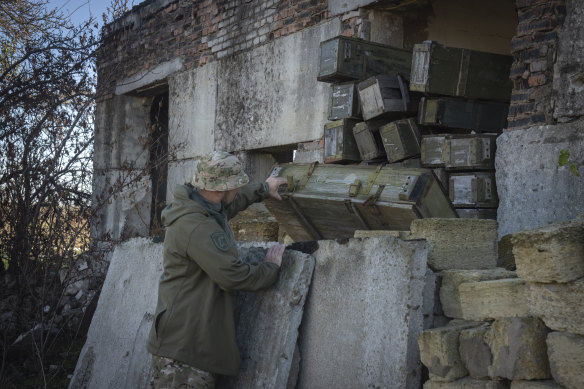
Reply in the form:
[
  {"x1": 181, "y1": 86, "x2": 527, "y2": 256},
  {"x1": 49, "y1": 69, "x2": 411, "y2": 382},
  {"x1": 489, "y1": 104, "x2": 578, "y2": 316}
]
[
  {"x1": 98, "y1": 0, "x2": 328, "y2": 98},
  {"x1": 507, "y1": 0, "x2": 566, "y2": 129}
]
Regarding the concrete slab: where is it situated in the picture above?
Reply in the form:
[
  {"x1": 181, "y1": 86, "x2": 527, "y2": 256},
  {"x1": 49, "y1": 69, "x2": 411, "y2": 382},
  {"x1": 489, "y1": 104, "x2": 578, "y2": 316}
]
[
  {"x1": 496, "y1": 122, "x2": 584, "y2": 239},
  {"x1": 296, "y1": 236, "x2": 430, "y2": 389},
  {"x1": 69, "y1": 239, "x2": 315, "y2": 389},
  {"x1": 214, "y1": 19, "x2": 341, "y2": 152}
]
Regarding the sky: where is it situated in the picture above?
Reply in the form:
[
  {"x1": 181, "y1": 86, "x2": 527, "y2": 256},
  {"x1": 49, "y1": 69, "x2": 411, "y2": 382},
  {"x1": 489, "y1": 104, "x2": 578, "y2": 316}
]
[{"x1": 48, "y1": 0, "x2": 140, "y2": 30}]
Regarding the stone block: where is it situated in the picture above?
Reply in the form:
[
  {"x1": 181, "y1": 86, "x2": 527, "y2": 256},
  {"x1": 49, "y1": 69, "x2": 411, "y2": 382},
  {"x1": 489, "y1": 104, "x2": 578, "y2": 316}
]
[
  {"x1": 418, "y1": 320, "x2": 484, "y2": 382},
  {"x1": 498, "y1": 234, "x2": 517, "y2": 270},
  {"x1": 69, "y1": 239, "x2": 315, "y2": 389},
  {"x1": 485, "y1": 317, "x2": 551, "y2": 380},
  {"x1": 510, "y1": 380, "x2": 564, "y2": 388},
  {"x1": 296, "y1": 237, "x2": 429, "y2": 389},
  {"x1": 510, "y1": 217, "x2": 584, "y2": 283},
  {"x1": 440, "y1": 269, "x2": 517, "y2": 319},
  {"x1": 527, "y1": 278, "x2": 584, "y2": 335},
  {"x1": 546, "y1": 332, "x2": 584, "y2": 389},
  {"x1": 459, "y1": 278, "x2": 529, "y2": 321},
  {"x1": 410, "y1": 219, "x2": 498, "y2": 271},
  {"x1": 459, "y1": 324, "x2": 492, "y2": 379},
  {"x1": 424, "y1": 377, "x2": 510, "y2": 388},
  {"x1": 229, "y1": 205, "x2": 279, "y2": 242}
]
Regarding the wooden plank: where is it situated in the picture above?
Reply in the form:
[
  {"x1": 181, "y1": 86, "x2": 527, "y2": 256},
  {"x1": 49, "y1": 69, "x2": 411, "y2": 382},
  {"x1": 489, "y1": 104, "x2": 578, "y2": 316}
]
[
  {"x1": 410, "y1": 41, "x2": 513, "y2": 101},
  {"x1": 317, "y1": 36, "x2": 412, "y2": 83},
  {"x1": 418, "y1": 97, "x2": 509, "y2": 132}
]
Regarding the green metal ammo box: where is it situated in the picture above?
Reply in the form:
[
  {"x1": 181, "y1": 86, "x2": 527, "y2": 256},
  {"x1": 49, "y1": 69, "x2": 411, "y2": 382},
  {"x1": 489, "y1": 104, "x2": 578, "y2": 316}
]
[
  {"x1": 449, "y1": 172, "x2": 498, "y2": 208},
  {"x1": 324, "y1": 119, "x2": 361, "y2": 164},
  {"x1": 264, "y1": 163, "x2": 458, "y2": 241},
  {"x1": 328, "y1": 82, "x2": 362, "y2": 120},
  {"x1": 380, "y1": 118, "x2": 422, "y2": 163},
  {"x1": 352, "y1": 121, "x2": 387, "y2": 161},
  {"x1": 410, "y1": 41, "x2": 513, "y2": 101},
  {"x1": 421, "y1": 134, "x2": 498, "y2": 170},
  {"x1": 357, "y1": 73, "x2": 420, "y2": 120},
  {"x1": 317, "y1": 36, "x2": 413, "y2": 83},
  {"x1": 418, "y1": 97, "x2": 509, "y2": 132}
]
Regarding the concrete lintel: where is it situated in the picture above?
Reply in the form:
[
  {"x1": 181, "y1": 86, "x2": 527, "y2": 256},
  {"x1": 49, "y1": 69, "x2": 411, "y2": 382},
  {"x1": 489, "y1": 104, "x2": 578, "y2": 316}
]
[{"x1": 115, "y1": 58, "x2": 183, "y2": 95}]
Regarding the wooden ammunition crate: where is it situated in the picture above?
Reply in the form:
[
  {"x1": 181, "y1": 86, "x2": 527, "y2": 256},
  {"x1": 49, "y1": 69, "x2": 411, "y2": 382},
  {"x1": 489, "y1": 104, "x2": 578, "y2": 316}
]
[
  {"x1": 418, "y1": 97, "x2": 509, "y2": 132},
  {"x1": 328, "y1": 82, "x2": 362, "y2": 120},
  {"x1": 353, "y1": 121, "x2": 386, "y2": 161},
  {"x1": 324, "y1": 119, "x2": 361, "y2": 164},
  {"x1": 264, "y1": 163, "x2": 458, "y2": 241},
  {"x1": 410, "y1": 41, "x2": 513, "y2": 101},
  {"x1": 380, "y1": 118, "x2": 422, "y2": 163},
  {"x1": 317, "y1": 36, "x2": 412, "y2": 83},
  {"x1": 421, "y1": 134, "x2": 497, "y2": 170},
  {"x1": 357, "y1": 73, "x2": 421, "y2": 120},
  {"x1": 449, "y1": 172, "x2": 498, "y2": 208}
]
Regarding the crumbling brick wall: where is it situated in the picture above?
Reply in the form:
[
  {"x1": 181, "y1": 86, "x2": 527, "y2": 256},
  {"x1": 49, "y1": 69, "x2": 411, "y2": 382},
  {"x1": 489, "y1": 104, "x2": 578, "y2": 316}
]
[
  {"x1": 508, "y1": 0, "x2": 566, "y2": 129},
  {"x1": 98, "y1": 0, "x2": 328, "y2": 99}
]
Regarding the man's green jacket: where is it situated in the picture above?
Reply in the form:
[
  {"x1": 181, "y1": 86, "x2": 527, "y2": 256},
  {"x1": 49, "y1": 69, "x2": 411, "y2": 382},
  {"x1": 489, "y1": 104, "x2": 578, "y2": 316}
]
[{"x1": 146, "y1": 183, "x2": 280, "y2": 375}]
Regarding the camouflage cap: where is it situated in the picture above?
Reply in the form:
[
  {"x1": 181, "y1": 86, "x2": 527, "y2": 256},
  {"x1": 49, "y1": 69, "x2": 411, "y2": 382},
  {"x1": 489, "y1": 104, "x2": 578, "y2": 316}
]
[{"x1": 192, "y1": 151, "x2": 249, "y2": 191}]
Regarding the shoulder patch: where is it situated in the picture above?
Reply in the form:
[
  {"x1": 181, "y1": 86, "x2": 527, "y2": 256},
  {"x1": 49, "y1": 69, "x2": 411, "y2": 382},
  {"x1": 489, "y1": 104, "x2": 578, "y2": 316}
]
[{"x1": 211, "y1": 231, "x2": 231, "y2": 252}]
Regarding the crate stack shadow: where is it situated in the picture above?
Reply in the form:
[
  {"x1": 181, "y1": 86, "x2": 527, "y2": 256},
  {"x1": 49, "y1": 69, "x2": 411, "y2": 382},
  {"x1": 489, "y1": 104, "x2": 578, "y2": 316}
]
[{"x1": 318, "y1": 37, "x2": 513, "y2": 221}]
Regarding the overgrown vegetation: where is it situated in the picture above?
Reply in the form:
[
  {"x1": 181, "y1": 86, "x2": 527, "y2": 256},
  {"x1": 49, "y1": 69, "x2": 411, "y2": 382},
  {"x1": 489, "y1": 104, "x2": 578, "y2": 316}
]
[{"x1": 0, "y1": 0, "x2": 128, "y2": 387}]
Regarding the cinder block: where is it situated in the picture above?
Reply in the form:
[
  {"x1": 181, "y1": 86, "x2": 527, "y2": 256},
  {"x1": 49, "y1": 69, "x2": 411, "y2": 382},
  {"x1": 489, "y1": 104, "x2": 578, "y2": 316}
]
[
  {"x1": 459, "y1": 278, "x2": 529, "y2": 321},
  {"x1": 527, "y1": 278, "x2": 584, "y2": 336},
  {"x1": 410, "y1": 219, "x2": 498, "y2": 271},
  {"x1": 424, "y1": 377, "x2": 510, "y2": 388},
  {"x1": 486, "y1": 317, "x2": 551, "y2": 380},
  {"x1": 441, "y1": 269, "x2": 517, "y2": 319},
  {"x1": 510, "y1": 380, "x2": 564, "y2": 388},
  {"x1": 418, "y1": 320, "x2": 484, "y2": 382},
  {"x1": 459, "y1": 324, "x2": 492, "y2": 379},
  {"x1": 546, "y1": 332, "x2": 584, "y2": 389},
  {"x1": 510, "y1": 218, "x2": 584, "y2": 283}
]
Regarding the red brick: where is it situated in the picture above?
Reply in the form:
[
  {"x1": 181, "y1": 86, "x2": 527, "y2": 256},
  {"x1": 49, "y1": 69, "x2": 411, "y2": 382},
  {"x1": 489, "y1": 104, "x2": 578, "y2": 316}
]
[{"x1": 528, "y1": 74, "x2": 547, "y2": 87}]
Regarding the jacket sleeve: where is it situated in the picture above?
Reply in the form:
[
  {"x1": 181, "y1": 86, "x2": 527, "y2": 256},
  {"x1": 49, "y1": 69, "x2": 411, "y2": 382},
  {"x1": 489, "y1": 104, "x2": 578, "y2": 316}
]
[
  {"x1": 186, "y1": 220, "x2": 279, "y2": 291},
  {"x1": 225, "y1": 182, "x2": 270, "y2": 220}
]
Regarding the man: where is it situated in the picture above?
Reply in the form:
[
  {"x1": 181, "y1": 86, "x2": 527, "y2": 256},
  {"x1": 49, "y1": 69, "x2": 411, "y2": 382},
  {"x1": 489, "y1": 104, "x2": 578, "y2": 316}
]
[{"x1": 147, "y1": 151, "x2": 287, "y2": 389}]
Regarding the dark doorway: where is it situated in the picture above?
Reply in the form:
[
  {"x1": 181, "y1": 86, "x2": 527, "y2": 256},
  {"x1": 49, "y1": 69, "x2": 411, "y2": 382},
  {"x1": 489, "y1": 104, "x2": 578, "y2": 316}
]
[{"x1": 149, "y1": 92, "x2": 169, "y2": 236}]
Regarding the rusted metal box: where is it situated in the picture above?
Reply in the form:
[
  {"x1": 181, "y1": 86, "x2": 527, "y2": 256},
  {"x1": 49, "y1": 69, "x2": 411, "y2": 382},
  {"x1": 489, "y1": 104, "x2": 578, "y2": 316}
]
[
  {"x1": 264, "y1": 163, "x2": 458, "y2": 241},
  {"x1": 357, "y1": 73, "x2": 420, "y2": 120},
  {"x1": 421, "y1": 134, "x2": 497, "y2": 170},
  {"x1": 328, "y1": 82, "x2": 362, "y2": 120},
  {"x1": 380, "y1": 118, "x2": 422, "y2": 163},
  {"x1": 324, "y1": 119, "x2": 361, "y2": 164},
  {"x1": 353, "y1": 121, "x2": 386, "y2": 161},
  {"x1": 410, "y1": 41, "x2": 513, "y2": 101},
  {"x1": 418, "y1": 97, "x2": 509, "y2": 132},
  {"x1": 449, "y1": 172, "x2": 498, "y2": 208},
  {"x1": 317, "y1": 36, "x2": 412, "y2": 83}
]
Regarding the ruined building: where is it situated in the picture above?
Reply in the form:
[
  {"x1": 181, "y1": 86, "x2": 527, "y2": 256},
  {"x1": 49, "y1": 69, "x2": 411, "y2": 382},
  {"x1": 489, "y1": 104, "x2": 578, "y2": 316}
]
[{"x1": 72, "y1": 0, "x2": 584, "y2": 388}]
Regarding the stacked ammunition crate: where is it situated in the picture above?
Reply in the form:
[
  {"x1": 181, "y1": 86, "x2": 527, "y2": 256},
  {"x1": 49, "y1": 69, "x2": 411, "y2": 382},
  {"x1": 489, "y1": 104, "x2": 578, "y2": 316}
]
[
  {"x1": 317, "y1": 37, "x2": 512, "y2": 220},
  {"x1": 411, "y1": 41, "x2": 513, "y2": 220}
]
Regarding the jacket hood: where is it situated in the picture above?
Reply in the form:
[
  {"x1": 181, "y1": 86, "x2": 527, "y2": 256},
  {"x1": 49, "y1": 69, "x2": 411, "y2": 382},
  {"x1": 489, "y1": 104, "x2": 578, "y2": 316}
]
[{"x1": 161, "y1": 185, "x2": 206, "y2": 227}]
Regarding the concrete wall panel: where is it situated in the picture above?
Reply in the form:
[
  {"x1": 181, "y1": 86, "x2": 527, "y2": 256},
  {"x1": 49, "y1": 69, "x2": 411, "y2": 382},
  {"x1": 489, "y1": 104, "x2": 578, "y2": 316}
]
[
  {"x1": 496, "y1": 121, "x2": 584, "y2": 238},
  {"x1": 296, "y1": 236, "x2": 429, "y2": 389},
  {"x1": 214, "y1": 19, "x2": 341, "y2": 152}
]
